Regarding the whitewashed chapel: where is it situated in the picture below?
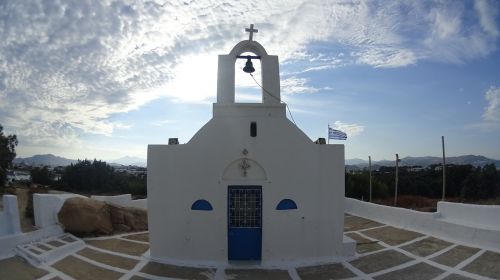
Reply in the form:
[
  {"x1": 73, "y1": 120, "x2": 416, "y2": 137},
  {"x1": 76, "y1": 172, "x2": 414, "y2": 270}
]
[{"x1": 147, "y1": 25, "x2": 353, "y2": 266}]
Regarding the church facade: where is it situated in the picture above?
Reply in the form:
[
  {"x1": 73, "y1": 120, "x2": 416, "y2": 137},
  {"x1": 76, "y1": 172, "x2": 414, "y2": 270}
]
[{"x1": 147, "y1": 27, "x2": 353, "y2": 266}]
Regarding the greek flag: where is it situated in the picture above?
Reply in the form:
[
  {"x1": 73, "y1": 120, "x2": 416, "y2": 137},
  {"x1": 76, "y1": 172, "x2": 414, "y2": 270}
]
[{"x1": 328, "y1": 127, "x2": 347, "y2": 140}]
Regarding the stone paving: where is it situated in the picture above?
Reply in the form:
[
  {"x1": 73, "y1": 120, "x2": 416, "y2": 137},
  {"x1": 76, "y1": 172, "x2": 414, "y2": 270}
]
[{"x1": 1, "y1": 215, "x2": 500, "y2": 279}]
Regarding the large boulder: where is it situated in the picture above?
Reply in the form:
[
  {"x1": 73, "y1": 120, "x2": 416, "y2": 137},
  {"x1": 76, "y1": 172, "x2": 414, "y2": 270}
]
[
  {"x1": 58, "y1": 197, "x2": 148, "y2": 235},
  {"x1": 108, "y1": 204, "x2": 148, "y2": 232},
  {"x1": 58, "y1": 197, "x2": 113, "y2": 234}
]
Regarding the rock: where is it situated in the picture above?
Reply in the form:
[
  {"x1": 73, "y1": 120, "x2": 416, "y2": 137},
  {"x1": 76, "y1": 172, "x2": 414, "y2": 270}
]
[
  {"x1": 58, "y1": 197, "x2": 113, "y2": 234},
  {"x1": 109, "y1": 204, "x2": 125, "y2": 224},
  {"x1": 108, "y1": 203, "x2": 148, "y2": 231},
  {"x1": 58, "y1": 197, "x2": 148, "y2": 235},
  {"x1": 123, "y1": 208, "x2": 148, "y2": 230},
  {"x1": 112, "y1": 223, "x2": 131, "y2": 232}
]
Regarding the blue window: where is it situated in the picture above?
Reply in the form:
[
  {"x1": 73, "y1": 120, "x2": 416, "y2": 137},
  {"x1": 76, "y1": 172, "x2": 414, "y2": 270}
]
[
  {"x1": 191, "y1": 199, "x2": 213, "y2": 211},
  {"x1": 276, "y1": 199, "x2": 297, "y2": 210}
]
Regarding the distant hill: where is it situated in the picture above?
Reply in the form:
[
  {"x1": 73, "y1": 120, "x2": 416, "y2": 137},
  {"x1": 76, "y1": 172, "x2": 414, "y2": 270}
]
[
  {"x1": 345, "y1": 158, "x2": 367, "y2": 165},
  {"x1": 346, "y1": 155, "x2": 500, "y2": 168},
  {"x1": 14, "y1": 154, "x2": 498, "y2": 169},
  {"x1": 13, "y1": 154, "x2": 77, "y2": 167},
  {"x1": 13, "y1": 154, "x2": 147, "y2": 167},
  {"x1": 111, "y1": 156, "x2": 146, "y2": 167}
]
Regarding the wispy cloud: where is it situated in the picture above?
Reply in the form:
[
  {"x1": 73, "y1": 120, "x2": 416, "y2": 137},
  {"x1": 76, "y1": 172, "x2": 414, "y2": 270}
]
[
  {"x1": 420, "y1": 1, "x2": 497, "y2": 63},
  {"x1": 465, "y1": 86, "x2": 500, "y2": 132},
  {"x1": 0, "y1": 0, "x2": 498, "y2": 150},
  {"x1": 333, "y1": 121, "x2": 364, "y2": 137},
  {"x1": 281, "y1": 77, "x2": 332, "y2": 95},
  {"x1": 475, "y1": 0, "x2": 499, "y2": 37},
  {"x1": 483, "y1": 86, "x2": 500, "y2": 121},
  {"x1": 152, "y1": 119, "x2": 175, "y2": 127}
]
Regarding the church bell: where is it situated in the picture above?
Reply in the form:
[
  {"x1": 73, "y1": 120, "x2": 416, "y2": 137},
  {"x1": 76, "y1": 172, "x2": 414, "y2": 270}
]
[{"x1": 243, "y1": 58, "x2": 255, "y2": 73}]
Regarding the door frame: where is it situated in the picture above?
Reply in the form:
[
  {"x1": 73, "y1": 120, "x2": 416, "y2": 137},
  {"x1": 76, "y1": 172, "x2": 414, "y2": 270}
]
[{"x1": 227, "y1": 185, "x2": 263, "y2": 261}]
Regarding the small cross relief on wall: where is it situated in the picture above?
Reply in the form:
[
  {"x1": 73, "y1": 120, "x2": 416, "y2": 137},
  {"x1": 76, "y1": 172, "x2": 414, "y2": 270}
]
[{"x1": 238, "y1": 158, "x2": 251, "y2": 177}]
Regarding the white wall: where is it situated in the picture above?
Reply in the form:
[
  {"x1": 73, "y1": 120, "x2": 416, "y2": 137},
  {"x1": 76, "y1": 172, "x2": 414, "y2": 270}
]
[
  {"x1": 0, "y1": 195, "x2": 21, "y2": 236},
  {"x1": 345, "y1": 198, "x2": 500, "y2": 251},
  {"x1": 0, "y1": 195, "x2": 64, "y2": 260},
  {"x1": 91, "y1": 194, "x2": 147, "y2": 210},
  {"x1": 92, "y1": 194, "x2": 132, "y2": 205},
  {"x1": 33, "y1": 193, "x2": 85, "y2": 229},
  {"x1": 148, "y1": 105, "x2": 347, "y2": 265},
  {"x1": 437, "y1": 201, "x2": 500, "y2": 229},
  {"x1": 344, "y1": 198, "x2": 438, "y2": 233}
]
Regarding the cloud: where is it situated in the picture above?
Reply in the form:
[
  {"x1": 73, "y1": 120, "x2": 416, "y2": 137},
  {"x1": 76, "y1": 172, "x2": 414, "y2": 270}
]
[
  {"x1": 420, "y1": 1, "x2": 497, "y2": 63},
  {"x1": 281, "y1": 77, "x2": 332, "y2": 95},
  {"x1": 0, "y1": 0, "x2": 498, "y2": 151},
  {"x1": 475, "y1": 0, "x2": 499, "y2": 37},
  {"x1": 483, "y1": 86, "x2": 500, "y2": 121},
  {"x1": 353, "y1": 47, "x2": 417, "y2": 68},
  {"x1": 333, "y1": 121, "x2": 364, "y2": 137},
  {"x1": 152, "y1": 119, "x2": 175, "y2": 127}
]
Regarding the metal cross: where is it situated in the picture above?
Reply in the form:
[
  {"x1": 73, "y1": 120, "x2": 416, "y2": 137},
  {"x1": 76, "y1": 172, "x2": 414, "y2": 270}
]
[{"x1": 245, "y1": 24, "x2": 258, "y2": 41}]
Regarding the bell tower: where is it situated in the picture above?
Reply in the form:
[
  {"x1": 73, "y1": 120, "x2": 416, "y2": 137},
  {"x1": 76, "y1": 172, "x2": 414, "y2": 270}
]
[{"x1": 216, "y1": 25, "x2": 281, "y2": 105}]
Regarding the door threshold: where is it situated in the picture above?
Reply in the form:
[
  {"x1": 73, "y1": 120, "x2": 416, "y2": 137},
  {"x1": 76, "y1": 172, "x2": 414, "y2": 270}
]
[{"x1": 227, "y1": 260, "x2": 262, "y2": 267}]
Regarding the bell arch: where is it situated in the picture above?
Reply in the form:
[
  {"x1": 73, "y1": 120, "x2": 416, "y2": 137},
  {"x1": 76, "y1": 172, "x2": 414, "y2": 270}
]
[{"x1": 216, "y1": 40, "x2": 280, "y2": 105}]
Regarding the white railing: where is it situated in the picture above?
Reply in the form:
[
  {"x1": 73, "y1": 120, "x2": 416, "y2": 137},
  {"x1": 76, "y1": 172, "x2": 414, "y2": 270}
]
[{"x1": 345, "y1": 198, "x2": 500, "y2": 251}]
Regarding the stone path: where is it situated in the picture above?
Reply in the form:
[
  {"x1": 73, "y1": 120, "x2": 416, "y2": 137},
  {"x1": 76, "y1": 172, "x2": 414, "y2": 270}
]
[{"x1": 1, "y1": 215, "x2": 500, "y2": 279}]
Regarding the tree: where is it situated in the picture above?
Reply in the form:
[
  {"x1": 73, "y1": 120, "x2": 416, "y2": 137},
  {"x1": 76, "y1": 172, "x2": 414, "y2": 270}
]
[
  {"x1": 346, "y1": 171, "x2": 390, "y2": 200},
  {"x1": 59, "y1": 159, "x2": 114, "y2": 192},
  {"x1": 0, "y1": 124, "x2": 18, "y2": 188},
  {"x1": 57, "y1": 159, "x2": 146, "y2": 195},
  {"x1": 30, "y1": 166, "x2": 55, "y2": 185}
]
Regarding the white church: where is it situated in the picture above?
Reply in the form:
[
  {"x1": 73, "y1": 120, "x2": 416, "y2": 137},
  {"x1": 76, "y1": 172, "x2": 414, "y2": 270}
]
[{"x1": 147, "y1": 25, "x2": 353, "y2": 266}]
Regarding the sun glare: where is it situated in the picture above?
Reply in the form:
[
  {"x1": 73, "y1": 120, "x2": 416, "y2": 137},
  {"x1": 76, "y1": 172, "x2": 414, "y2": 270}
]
[{"x1": 164, "y1": 54, "x2": 218, "y2": 103}]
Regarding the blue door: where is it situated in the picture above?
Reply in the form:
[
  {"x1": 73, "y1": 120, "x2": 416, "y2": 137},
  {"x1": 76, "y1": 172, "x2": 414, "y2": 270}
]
[{"x1": 228, "y1": 186, "x2": 262, "y2": 261}]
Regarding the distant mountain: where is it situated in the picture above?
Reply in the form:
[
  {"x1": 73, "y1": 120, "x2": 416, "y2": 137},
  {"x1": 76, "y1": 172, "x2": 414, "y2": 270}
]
[
  {"x1": 345, "y1": 158, "x2": 367, "y2": 165},
  {"x1": 13, "y1": 154, "x2": 77, "y2": 167},
  {"x1": 14, "y1": 154, "x2": 147, "y2": 167},
  {"x1": 346, "y1": 155, "x2": 500, "y2": 168},
  {"x1": 111, "y1": 156, "x2": 146, "y2": 167}
]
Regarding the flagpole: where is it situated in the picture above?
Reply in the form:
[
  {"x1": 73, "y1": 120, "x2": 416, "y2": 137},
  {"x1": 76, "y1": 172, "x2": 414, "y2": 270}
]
[
  {"x1": 394, "y1": 153, "x2": 399, "y2": 206},
  {"x1": 327, "y1": 124, "x2": 330, "y2": 144},
  {"x1": 442, "y1": 136, "x2": 446, "y2": 201},
  {"x1": 369, "y1": 155, "x2": 372, "y2": 202}
]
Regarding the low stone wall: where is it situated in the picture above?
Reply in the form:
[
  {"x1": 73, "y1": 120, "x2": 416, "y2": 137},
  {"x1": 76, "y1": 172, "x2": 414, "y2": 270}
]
[
  {"x1": 0, "y1": 195, "x2": 21, "y2": 236},
  {"x1": 91, "y1": 194, "x2": 147, "y2": 210},
  {"x1": 33, "y1": 193, "x2": 86, "y2": 229},
  {"x1": 1, "y1": 195, "x2": 64, "y2": 259},
  {"x1": 345, "y1": 198, "x2": 500, "y2": 251},
  {"x1": 437, "y1": 201, "x2": 500, "y2": 229}
]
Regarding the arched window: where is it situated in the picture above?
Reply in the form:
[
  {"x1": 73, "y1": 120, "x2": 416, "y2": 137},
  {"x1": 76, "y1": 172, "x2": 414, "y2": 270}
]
[
  {"x1": 276, "y1": 199, "x2": 297, "y2": 210},
  {"x1": 191, "y1": 199, "x2": 213, "y2": 211}
]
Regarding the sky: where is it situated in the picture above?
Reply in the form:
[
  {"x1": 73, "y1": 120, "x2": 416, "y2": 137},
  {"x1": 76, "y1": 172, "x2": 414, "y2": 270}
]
[{"x1": 0, "y1": 0, "x2": 499, "y2": 162}]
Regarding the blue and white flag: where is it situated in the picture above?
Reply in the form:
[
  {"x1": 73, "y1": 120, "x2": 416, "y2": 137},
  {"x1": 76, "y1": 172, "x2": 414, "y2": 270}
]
[{"x1": 328, "y1": 127, "x2": 347, "y2": 140}]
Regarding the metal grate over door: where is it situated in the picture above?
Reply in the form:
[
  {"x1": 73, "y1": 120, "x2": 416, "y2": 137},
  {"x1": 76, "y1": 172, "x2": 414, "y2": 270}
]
[{"x1": 229, "y1": 187, "x2": 262, "y2": 228}]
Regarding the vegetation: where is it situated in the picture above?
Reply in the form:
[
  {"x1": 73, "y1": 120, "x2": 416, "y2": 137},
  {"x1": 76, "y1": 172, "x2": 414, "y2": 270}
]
[
  {"x1": 56, "y1": 159, "x2": 146, "y2": 196},
  {"x1": 30, "y1": 166, "x2": 55, "y2": 185},
  {"x1": 25, "y1": 187, "x2": 48, "y2": 218},
  {"x1": 0, "y1": 124, "x2": 18, "y2": 191},
  {"x1": 346, "y1": 164, "x2": 500, "y2": 207}
]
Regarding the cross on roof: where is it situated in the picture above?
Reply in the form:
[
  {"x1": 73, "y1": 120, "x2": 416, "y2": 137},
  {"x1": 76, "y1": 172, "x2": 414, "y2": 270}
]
[{"x1": 245, "y1": 24, "x2": 258, "y2": 41}]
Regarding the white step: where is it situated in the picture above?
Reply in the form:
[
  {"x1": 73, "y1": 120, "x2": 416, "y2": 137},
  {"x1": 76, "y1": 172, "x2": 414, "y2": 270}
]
[{"x1": 16, "y1": 233, "x2": 85, "y2": 266}]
